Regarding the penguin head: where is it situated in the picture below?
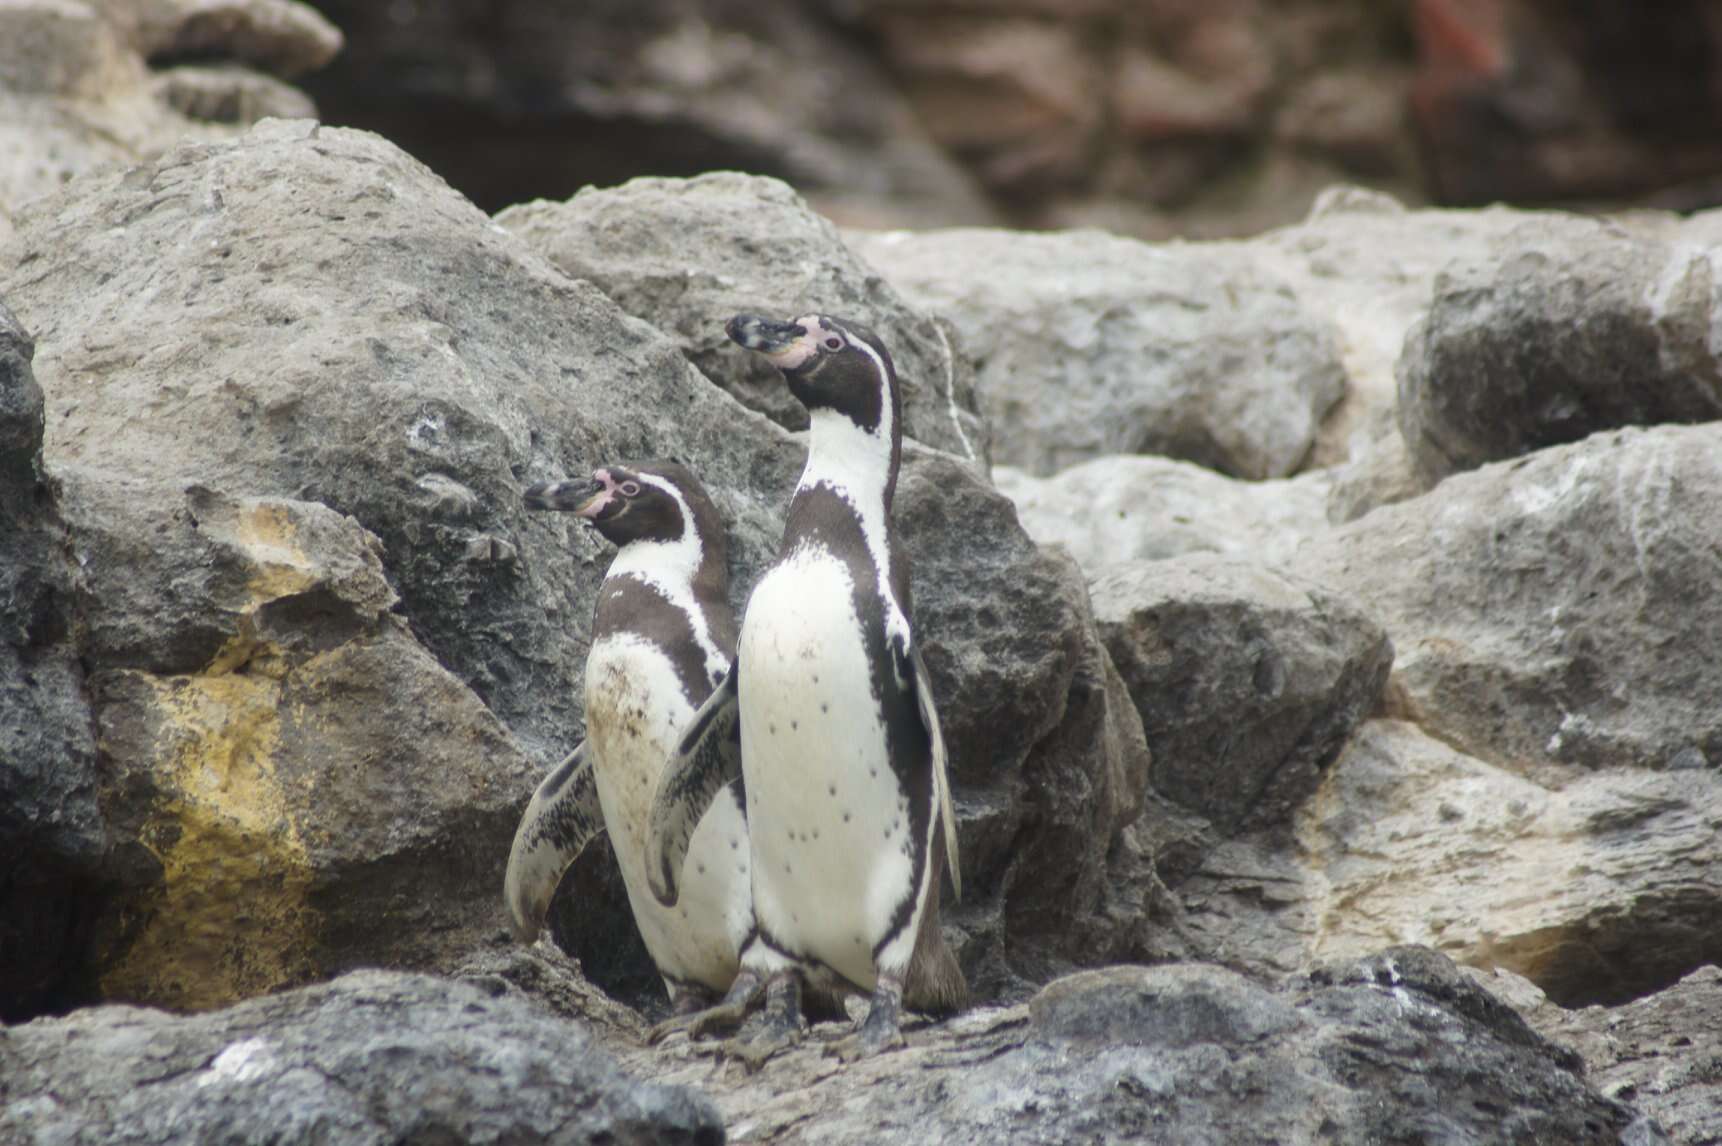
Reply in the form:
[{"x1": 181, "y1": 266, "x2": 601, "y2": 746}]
[
  {"x1": 726, "y1": 313, "x2": 897, "y2": 436},
  {"x1": 523, "y1": 460, "x2": 723, "y2": 555}
]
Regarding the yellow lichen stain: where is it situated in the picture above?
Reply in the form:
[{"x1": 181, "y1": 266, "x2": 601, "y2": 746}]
[
  {"x1": 101, "y1": 503, "x2": 329, "y2": 1011},
  {"x1": 234, "y1": 501, "x2": 320, "y2": 602}
]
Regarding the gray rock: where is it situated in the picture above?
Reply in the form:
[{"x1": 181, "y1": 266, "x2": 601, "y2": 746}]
[
  {"x1": 1290, "y1": 422, "x2": 1722, "y2": 774},
  {"x1": 0, "y1": 298, "x2": 42, "y2": 474},
  {"x1": 994, "y1": 456, "x2": 1332, "y2": 575},
  {"x1": 624, "y1": 949, "x2": 1660, "y2": 1145},
  {"x1": 1322, "y1": 407, "x2": 1424, "y2": 523},
  {"x1": 1527, "y1": 964, "x2": 1722, "y2": 1146},
  {"x1": 1396, "y1": 217, "x2": 1722, "y2": 483},
  {"x1": 0, "y1": 969, "x2": 722, "y2": 1146},
  {"x1": 1297, "y1": 719, "x2": 1722, "y2": 1009},
  {"x1": 1250, "y1": 188, "x2": 1537, "y2": 465},
  {"x1": 0, "y1": 1, "x2": 333, "y2": 223},
  {"x1": 850, "y1": 226, "x2": 1347, "y2": 479},
  {"x1": 48, "y1": 472, "x2": 540, "y2": 1012},
  {"x1": 1092, "y1": 554, "x2": 1392, "y2": 833},
  {"x1": 895, "y1": 446, "x2": 1153, "y2": 997},
  {"x1": 0, "y1": 298, "x2": 105, "y2": 1020},
  {"x1": 497, "y1": 173, "x2": 987, "y2": 459}
]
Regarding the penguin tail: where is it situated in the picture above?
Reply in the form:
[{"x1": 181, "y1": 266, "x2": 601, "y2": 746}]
[{"x1": 903, "y1": 828, "x2": 969, "y2": 1015}]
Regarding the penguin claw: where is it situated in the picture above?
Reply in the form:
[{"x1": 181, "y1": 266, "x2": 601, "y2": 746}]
[
  {"x1": 646, "y1": 999, "x2": 749, "y2": 1045},
  {"x1": 719, "y1": 1024, "x2": 803, "y2": 1073},
  {"x1": 825, "y1": 1022, "x2": 906, "y2": 1063}
]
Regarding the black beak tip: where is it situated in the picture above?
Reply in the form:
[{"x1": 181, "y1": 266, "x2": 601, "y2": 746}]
[{"x1": 522, "y1": 482, "x2": 554, "y2": 510}]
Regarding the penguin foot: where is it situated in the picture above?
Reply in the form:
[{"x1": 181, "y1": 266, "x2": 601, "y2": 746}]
[
  {"x1": 719, "y1": 1019, "x2": 804, "y2": 1072},
  {"x1": 826, "y1": 1017, "x2": 906, "y2": 1062},
  {"x1": 716, "y1": 968, "x2": 805, "y2": 1071},
  {"x1": 827, "y1": 975, "x2": 906, "y2": 1062},
  {"x1": 647, "y1": 970, "x2": 766, "y2": 1045}
]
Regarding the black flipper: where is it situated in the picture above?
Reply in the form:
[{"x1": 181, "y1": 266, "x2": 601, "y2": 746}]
[
  {"x1": 503, "y1": 742, "x2": 603, "y2": 943},
  {"x1": 646, "y1": 661, "x2": 743, "y2": 906}
]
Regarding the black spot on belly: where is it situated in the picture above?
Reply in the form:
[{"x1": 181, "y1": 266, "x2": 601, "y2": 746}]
[
  {"x1": 697, "y1": 863, "x2": 706, "y2": 874},
  {"x1": 843, "y1": 812, "x2": 851, "y2": 823},
  {"x1": 821, "y1": 703, "x2": 829, "y2": 714},
  {"x1": 791, "y1": 720, "x2": 799, "y2": 731},
  {"x1": 828, "y1": 784, "x2": 837, "y2": 797}
]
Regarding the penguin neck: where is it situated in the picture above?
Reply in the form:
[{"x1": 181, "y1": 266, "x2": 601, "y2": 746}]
[
  {"x1": 786, "y1": 407, "x2": 911, "y2": 643},
  {"x1": 601, "y1": 526, "x2": 732, "y2": 682},
  {"x1": 795, "y1": 405, "x2": 898, "y2": 517}
]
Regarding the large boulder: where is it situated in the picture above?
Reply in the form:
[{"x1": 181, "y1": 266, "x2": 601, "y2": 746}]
[
  {"x1": 1527, "y1": 964, "x2": 1722, "y2": 1146},
  {"x1": 497, "y1": 173, "x2": 987, "y2": 459},
  {"x1": 1396, "y1": 217, "x2": 1722, "y2": 483},
  {"x1": 624, "y1": 950, "x2": 1662, "y2": 1144},
  {"x1": 1298, "y1": 719, "x2": 1722, "y2": 1008},
  {"x1": 1290, "y1": 422, "x2": 1722, "y2": 774},
  {"x1": 0, "y1": 969, "x2": 721, "y2": 1145},
  {"x1": 1, "y1": 119, "x2": 1148, "y2": 1012},
  {"x1": 1092, "y1": 555, "x2": 1392, "y2": 834},
  {"x1": 0, "y1": 0, "x2": 335, "y2": 228},
  {"x1": 53, "y1": 471, "x2": 538, "y2": 1012},
  {"x1": 0, "y1": 300, "x2": 107, "y2": 1021},
  {"x1": 994, "y1": 456, "x2": 1331, "y2": 575},
  {"x1": 898, "y1": 447, "x2": 1152, "y2": 994},
  {"x1": 1247, "y1": 186, "x2": 1533, "y2": 465},
  {"x1": 849, "y1": 226, "x2": 1346, "y2": 479}
]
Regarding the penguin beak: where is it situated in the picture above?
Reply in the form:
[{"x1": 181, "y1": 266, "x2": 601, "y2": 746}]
[
  {"x1": 727, "y1": 314, "x2": 813, "y2": 369},
  {"x1": 523, "y1": 476, "x2": 610, "y2": 518}
]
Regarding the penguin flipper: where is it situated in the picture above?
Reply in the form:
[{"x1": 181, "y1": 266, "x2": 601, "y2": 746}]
[
  {"x1": 504, "y1": 741, "x2": 604, "y2": 943},
  {"x1": 647, "y1": 662, "x2": 743, "y2": 907},
  {"x1": 911, "y1": 644, "x2": 961, "y2": 903}
]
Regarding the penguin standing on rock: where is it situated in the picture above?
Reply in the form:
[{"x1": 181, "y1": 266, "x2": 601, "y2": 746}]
[
  {"x1": 504, "y1": 461, "x2": 763, "y2": 1017},
  {"x1": 648, "y1": 314, "x2": 966, "y2": 1063}
]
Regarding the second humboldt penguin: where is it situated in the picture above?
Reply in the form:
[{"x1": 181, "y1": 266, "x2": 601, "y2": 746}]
[
  {"x1": 650, "y1": 314, "x2": 966, "y2": 1061},
  {"x1": 505, "y1": 461, "x2": 758, "y2": 1016}
]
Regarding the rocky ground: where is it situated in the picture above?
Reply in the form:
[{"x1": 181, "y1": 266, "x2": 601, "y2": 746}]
[{"x1": 2, "y1": 7, "x2": 1722, "y2": 1145}]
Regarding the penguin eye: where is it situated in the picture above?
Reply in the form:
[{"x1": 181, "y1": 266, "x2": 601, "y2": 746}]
[
  {"x1": 619, "y1": 481, "x2": 642, "y2": 497},
  {"x1": 823, "y1": 336, "x2": 843, "y2": 351}
]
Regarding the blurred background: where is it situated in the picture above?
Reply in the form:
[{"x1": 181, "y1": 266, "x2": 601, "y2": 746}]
[{"x1": 292, "y1": 0, "x2": 1722, "y2": 238}]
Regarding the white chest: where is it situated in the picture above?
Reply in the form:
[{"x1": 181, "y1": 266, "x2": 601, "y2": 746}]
[
  {"x1": 737, "y1": 548, "x2": 918, "y2": 989},
  {"x1": 583, "y1": 633, "x2": 750, "y2": 990}
]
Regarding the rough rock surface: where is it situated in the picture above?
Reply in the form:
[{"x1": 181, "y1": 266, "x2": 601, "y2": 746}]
[
  {"x1": 1528, "y1": 964, "x2": 1722, "y2": 1146},
  {"x1": 0, "y1": 969, "x2": 722, "y2": 1146},
  {"x1": 497, "y1": 173, "x2": 987, "y2": 459},
  {"x1": 1291, "y1": 422, "x2": 1722, "y2": 775},
  {"x1": 302, "y1": 0, "x2": 990, "y2": 225},
  {"x1": 614, "y1": 948, "x2": 1662, "y2": 1145},
  {"x1": 0, "y1": 0, "x2": 338, "y2": 227},
  {"x1": 1, "y1": 120, "x2": 1145, "y2": 1013},
  {"x1": 1297, "y1": 720, "x2": 1722, "y2": 1009},
  {"x1": 1396, "y1": 217, "x2": 1722, "y2": 483},
  {"x1": 1092, "y1": 555, "x2": 1392, "y2": 834},
  {"x1": 1249, "y1": 186, "x2": 1534, "y2": 465},
  {"x1": 994, "y1": 457, "x2": 1331, "y2": 574},
  {"x1": 899, "y1": 448, "x2": 1152, "y2": 995},
  {"x1": 55, "y1": 471, "x2": 539, "y2": 1011},
  {"x1": 849, "y1": 227, "x2": 1346, "y2": 479},
  {"x1": 0, "y1": 300, "x2": 106, "y2": 1021}
]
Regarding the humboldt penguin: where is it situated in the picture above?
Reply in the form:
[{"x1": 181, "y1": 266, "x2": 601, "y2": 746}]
[
  {"x1": 649, "y1": 314, "x2": 966, "y2": 1062},
  {"x1": 504, "y1": 461, "x2": 760, "y2": 1015}
]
